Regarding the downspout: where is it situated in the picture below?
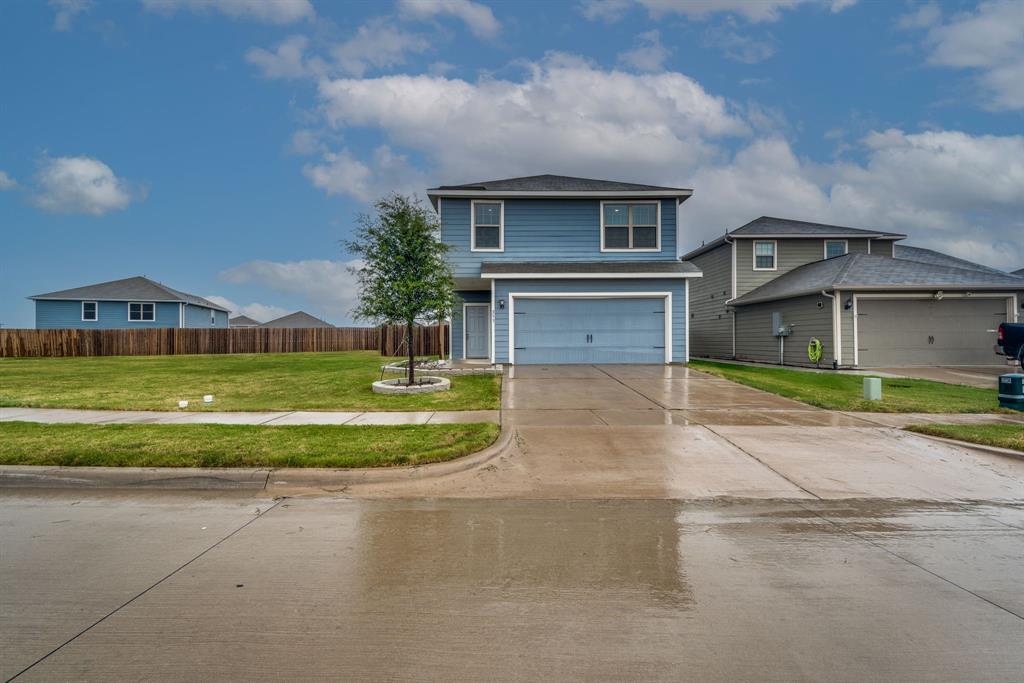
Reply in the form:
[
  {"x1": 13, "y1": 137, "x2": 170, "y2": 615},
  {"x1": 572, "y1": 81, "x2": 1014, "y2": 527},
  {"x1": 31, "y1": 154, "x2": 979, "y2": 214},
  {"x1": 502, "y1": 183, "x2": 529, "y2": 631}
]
[
  {"x1": 179, "y1": 302, "x2": 184, "y2": 329},
  {"x1": 820, "y1": 290, "x2": 837, "y2": 369}
]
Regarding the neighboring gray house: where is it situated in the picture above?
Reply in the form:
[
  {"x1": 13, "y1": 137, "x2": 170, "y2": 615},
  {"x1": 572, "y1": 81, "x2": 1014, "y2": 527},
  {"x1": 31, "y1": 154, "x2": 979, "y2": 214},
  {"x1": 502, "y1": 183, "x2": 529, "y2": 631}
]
[
  {"x1": 683, "y1": 217, "x2": 1024, "y2": 367},
  {"x1": 260, "y1": 311, "x2": 334, "y2": 328},
  {"x1": 29, "y1": 276, "x2": 229, "y2": 329},
  {"x1": 229, "y1": 315, "x2": 261, "y2": 328}
]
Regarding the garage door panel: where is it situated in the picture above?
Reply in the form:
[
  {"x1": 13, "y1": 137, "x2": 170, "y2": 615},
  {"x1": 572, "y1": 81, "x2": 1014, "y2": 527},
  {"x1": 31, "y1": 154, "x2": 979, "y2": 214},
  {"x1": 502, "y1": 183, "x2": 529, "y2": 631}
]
[
  {"x1": 514, "y1": 297, "x2": 665, "y2": 364},
  {"x1": 857, "y1": 298, "x2": 1006, "y2": 366}
]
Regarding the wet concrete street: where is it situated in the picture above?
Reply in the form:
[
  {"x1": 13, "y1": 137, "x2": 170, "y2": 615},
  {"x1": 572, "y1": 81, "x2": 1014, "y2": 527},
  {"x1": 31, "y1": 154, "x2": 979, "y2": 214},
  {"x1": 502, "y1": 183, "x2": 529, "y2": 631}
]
[
  {"x1": 2, "y1": 492, "x2": 1023, "y2": 681},
  {"x1": 3, "y1": 365, "x2": 1024, "y2": 680}
]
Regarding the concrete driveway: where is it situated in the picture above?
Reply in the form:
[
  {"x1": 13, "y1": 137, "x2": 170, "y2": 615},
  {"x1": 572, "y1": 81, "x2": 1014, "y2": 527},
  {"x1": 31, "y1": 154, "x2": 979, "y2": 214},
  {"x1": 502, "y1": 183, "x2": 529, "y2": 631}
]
[{"x1": 349, "y1": 364, "x2": 1024, "y2": 501}]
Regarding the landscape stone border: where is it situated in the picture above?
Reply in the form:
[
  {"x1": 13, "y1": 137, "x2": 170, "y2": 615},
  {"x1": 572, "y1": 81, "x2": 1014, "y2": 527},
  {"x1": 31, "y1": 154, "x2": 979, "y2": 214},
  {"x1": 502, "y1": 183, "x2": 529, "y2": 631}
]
[
  {"x1": 381, "y1": 361, "x2": 503, "y2": 376},
  {"x1": 372, "y1": 376, "x2": 451, "y2": 394}
]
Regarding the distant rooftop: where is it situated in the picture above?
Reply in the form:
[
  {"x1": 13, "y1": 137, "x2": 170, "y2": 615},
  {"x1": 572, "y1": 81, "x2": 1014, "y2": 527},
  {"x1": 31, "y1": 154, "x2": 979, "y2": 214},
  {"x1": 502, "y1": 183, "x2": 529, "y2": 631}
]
[
  {"x1": 260, "y1": 311, "x2": 334, "y2": 328},
  {"x1": 29, "y1": 276, "x2": 229, "y2": 312},
  {"x1": 1012, "y1": 267, "x2": 1024, "y2": 277},
  {"x1": 228, "y1": 315, "x2": 262, "y2": 327}
]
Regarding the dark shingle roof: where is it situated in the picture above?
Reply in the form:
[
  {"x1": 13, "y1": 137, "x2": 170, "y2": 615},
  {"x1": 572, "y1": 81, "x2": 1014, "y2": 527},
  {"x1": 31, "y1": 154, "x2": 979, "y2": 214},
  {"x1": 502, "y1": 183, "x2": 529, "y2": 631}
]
[
  {"x1": 894, "y1": 244, "x2": 1007, "y2": 275},
  {"x1": 480, "y1": 260, "x2": 701, "y2": 276},
  {"x1": 430, "y1": 174, "x2": 691, "y2": 193},
  {"x1": 260, "y1": 311, "x2": 334, "y2": 328},
  {"x1": 732, "y1": 253, "x2": 1024, "y2": 306},
  {"x1": 29, "y1": 276, "x2": 229, "y2": 312},
  {"x1": 229, "y1": 315, "x2": 262, "y2": 327},
  {"x1": 1012, "y1": 268, "x2": 1024, "y2": 277}
]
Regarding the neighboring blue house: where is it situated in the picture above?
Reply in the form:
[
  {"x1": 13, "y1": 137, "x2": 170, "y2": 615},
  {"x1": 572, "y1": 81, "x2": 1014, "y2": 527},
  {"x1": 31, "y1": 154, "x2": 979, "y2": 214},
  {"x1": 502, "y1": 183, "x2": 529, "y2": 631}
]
[
  {"x1": 29, "y1": 276, "x2": 229, "y2": 329},
  {"x1": 428, "y1": 175, "x2": 701, "y2": 365}
]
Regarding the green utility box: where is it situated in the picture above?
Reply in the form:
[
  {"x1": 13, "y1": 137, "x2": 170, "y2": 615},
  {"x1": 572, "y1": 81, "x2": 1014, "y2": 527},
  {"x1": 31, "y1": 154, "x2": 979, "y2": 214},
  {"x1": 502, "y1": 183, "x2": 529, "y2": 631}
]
[
  {"x1": 998, "y1": 373, "x2": 1024, "y2": 411},
  {"x1": 863, "y1": 377, "x2": 882, "y2": 401}
]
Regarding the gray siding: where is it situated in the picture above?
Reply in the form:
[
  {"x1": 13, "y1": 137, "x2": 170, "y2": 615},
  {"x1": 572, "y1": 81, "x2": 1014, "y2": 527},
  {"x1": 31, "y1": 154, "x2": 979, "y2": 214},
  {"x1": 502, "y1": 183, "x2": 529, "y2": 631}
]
[
  {"x1": 441, "y1": 198, "x2": 678, "y2": 279},
  {"x1": 687, "y1": 243, "x2": 734, "y2": 358},
  {"x1": 734, "y1": 294, "x2": 837, "y2": 367},
  {"x1": 839, "y1": 291, "x2": 855, "y2": 366},
  {"x1": 735, "y1": 238, "x2": 870, "y2": 297},
  {"x1": 492, "y1": 278, "x2": 688, "y2": 364},
  {"x1": 870, "y1": 240, "x2": 895, "y2": 257},
  {"x1": 450, "y1": 290, "x2": 490, "y2": 359}
]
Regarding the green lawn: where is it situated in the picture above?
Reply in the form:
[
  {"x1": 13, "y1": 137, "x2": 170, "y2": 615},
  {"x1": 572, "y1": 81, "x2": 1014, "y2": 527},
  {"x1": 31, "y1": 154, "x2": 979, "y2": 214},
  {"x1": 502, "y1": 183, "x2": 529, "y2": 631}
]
[
  {"x1": 0, "y1": 421, "x2": 500, "y2": 468},
  {"x1": 0, "y1": 351, "x2": 499, "y2": 412},
  {"x1": 905, "y1": 423, "x2": 1024, "y2": 452},
  {"x1": 689, "y1": 360, "x2": 1001, "y2": 413}
]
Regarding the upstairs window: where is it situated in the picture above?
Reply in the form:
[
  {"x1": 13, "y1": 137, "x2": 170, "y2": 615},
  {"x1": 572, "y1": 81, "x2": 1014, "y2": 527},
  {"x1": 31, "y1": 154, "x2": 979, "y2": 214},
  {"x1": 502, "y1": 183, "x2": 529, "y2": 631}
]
[
  {"x1": 471, "y1": 200, "x2": 503, "y2": 251},
  {"x1": 753, "y1": 240, "x2": 777, "y2": 270},
  {"x1": 601, "y1": 202, "x2": 660, "y2": 251},
  {"x1": 824, "y1": 240, "x2": 848, "y2": 259},
  {"x1": 210, "y1": 309, "x2": 216, "y2": 325},
  {"x1": 81, "y1": 301, "x2": 97, "y2": 321},
  {"x1": 129, "y1": 302, "x2": 155, "y2": 321}
]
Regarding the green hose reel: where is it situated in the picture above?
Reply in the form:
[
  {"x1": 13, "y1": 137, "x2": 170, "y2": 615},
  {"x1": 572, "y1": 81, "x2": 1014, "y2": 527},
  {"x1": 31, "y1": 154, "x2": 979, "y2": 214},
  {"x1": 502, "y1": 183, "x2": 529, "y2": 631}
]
[{"x1": 807, "y1": 337, "x2": 824, "y2": 364}]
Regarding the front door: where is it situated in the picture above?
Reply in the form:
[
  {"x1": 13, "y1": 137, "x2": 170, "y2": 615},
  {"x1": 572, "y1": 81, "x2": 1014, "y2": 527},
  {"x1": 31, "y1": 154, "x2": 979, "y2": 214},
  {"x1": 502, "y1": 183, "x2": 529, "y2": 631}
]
[{"x1": 464, "y1": 304, "x2": 490, "y2": 359}]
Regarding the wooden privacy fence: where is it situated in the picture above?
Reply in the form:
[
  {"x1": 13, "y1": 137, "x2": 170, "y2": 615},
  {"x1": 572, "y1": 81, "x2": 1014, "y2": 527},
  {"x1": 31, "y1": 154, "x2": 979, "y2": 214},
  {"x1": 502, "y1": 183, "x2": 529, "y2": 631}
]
[
  {"x1": 379, "y1": 323, "x2": 450, "y2": 358},
  {"x1": 0, "y1": 324, "x2": 449, "y2": 359}
]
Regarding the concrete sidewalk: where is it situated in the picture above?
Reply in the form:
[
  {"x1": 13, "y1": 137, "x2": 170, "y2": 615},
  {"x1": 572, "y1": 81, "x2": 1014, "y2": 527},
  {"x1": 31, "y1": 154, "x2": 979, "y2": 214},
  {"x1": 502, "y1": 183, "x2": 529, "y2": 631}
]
[{"x1": 0, "y1": 407, "x2": 499, "y2": 426}]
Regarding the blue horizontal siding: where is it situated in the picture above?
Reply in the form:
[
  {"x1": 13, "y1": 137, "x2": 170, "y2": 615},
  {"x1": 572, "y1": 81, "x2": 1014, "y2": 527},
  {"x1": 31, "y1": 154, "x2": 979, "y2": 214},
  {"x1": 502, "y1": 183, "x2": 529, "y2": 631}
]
[
  {"x1": 451, "y1": 290, "x2": 490, "y2": 359},
  {"x1": 442, "y1": 198, "x2": 679, "y2": 279},
  {"x1": 492, "y1": 279, "x2": 688, "y2": 364},
  {"x1": 34, "y1": 300, "x2": 228, "y2": 329}
]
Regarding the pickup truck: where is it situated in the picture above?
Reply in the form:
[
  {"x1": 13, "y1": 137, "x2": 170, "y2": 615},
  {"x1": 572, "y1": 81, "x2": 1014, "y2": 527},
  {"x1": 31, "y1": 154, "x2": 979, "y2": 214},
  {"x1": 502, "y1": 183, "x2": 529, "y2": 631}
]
[{"x1": 996, "y1": 323, "x2": 1024, "y2": 362}]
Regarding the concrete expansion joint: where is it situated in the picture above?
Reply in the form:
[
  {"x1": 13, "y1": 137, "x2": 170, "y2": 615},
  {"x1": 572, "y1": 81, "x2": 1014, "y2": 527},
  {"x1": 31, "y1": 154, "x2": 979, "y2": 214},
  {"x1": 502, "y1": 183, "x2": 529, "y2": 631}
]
[{"x1": 701, "y1": 424, "x2": 823, "y2": 501}]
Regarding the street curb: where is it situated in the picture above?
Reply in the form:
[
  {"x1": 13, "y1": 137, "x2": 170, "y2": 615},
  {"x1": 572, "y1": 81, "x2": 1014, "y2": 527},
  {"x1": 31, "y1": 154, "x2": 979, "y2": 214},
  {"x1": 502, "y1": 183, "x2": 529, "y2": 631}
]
[
  {"x1": 903, "y1": 430, "x2": 1024, "y2": 461},
  {"x1": 0, "y1": 425, "x2": 514, "y2": 492}
]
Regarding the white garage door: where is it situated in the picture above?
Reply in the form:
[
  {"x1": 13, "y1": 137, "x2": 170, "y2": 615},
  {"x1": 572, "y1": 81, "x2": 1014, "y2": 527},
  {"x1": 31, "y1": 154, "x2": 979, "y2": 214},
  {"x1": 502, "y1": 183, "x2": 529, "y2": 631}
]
[{"x1": 857, "y1": 297, "x2": 1007, "y2": 366}]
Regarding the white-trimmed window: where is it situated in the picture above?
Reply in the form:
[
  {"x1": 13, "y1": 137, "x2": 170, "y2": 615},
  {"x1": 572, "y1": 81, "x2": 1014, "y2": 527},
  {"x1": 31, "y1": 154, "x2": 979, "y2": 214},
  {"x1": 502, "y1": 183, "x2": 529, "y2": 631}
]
[
  {"x1": 471, "y1": 200, "x2": 503, "y2": 251},
  {"x1": 601, "y1": 201, "x2": 660, "y2": 251},
  {"x1": 81, "y1": 301, "x2": 97, "y2": 321},
  {"x1": 824, "y1": 239, "x2": 848, "y2": 259},
  {"x1": 753, "y1": 240, "x2": 777, "y2": 270},
  {"x1": 129, "y1": 302, "x2": 155, "y2": 322},
  {"x1": 210, "y1": 309, "x2": 216, "y2": 325}
]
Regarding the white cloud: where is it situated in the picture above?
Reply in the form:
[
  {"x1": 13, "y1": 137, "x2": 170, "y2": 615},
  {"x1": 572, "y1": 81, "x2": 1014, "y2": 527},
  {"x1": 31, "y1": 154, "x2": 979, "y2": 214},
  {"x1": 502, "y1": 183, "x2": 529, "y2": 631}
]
[
  {"x1": 917, "y1": 0, "x2": 1024, "y2": 110},
  {"x1": 703, "y1": 25, "x2": 777, "y2": 63},
  {"x1": 580, "y1": 0, "x2": 855, "y2": 23},
  {"x1": 331, "y1": 17, "x2": 431, "y2": 77},
  {"x1": 896, "y1": 2, "x2": 940, "y2": 30},
  {"x1": 316, "y1": 55, "x2": 749, "y2": 185},
  {"x1": 0, "y1": 171, "x2": 17, "y2": 190},
  {"x1": 397, "y1": 0, "x2": 501, "y2": 39},
  {"x1": 219, "y1": 259, "x2": 363, "y2": 323},
  {"x1": 31, "y1": 156, "x2": 141, "y2": 216},
  {"x1": 202, "y1": 295, "x2": 288, "y2": 322},
  {"x1": 303, "y1": 146, "x2": 428, "y2": 202},
  {"x1": 141, "y1": 0, "x2": 314, "y2": 24},
  {"x1": 617, "y1": 30, "x2": 671, "y2": 72},
  {"x1": 246, "y1": 35, "x2": 325, "y2": 79},
  {"x1": 50, "y1": 0, "x2": 93, "y2": 31}
]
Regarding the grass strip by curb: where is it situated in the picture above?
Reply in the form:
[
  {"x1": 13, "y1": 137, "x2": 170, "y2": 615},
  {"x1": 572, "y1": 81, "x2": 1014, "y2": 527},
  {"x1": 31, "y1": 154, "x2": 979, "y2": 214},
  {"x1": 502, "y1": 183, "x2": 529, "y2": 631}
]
[
  {"x1": 0, "y1": 421, "x2": 501, "y2": 468},
  {"x1": 689, "y1": 360, "x2": 1002, "y2": 413},
  {"x1": 905, "y1": 423, "x2": 1024, "y2": 453}
]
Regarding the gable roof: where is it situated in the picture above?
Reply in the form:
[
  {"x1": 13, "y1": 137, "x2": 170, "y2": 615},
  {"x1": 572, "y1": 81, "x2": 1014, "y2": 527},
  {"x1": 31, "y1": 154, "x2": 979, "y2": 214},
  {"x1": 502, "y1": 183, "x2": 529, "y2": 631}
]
[
  {"x1": 731, "y1": 253, "x2": 1024, "y2": 306},
  {"x1": 29, "y1": 276, "x2": 229, "y2": 312},
  {"x1": 260, "y1": 311, "x2": 334, "y2": 328},
  {"x1": 894, "y1": 244, "x2": 1007, "y2": 275},
  {"x1": 1013, "y1": 268, "x2": 1024, "y2": 277},
  {"x1": 228, "y1": 315, "x2": 261, "y2": 327},
  {"x1": 681, "y1": 216, "x2": 907, "y2": 260},
  {"x1": 426, "y1": 174, "x2": 692, "y2": 209}
]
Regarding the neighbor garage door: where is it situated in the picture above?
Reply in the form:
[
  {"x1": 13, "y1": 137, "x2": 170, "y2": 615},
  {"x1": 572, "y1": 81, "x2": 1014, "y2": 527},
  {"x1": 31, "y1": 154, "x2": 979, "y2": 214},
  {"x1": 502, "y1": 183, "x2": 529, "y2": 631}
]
[
  {"x1": 857, "y1": 297, "x2": 1007, "y2": 366},
  {"x1": 513, "y1": 297, "x2": 666, "y2": 364}
]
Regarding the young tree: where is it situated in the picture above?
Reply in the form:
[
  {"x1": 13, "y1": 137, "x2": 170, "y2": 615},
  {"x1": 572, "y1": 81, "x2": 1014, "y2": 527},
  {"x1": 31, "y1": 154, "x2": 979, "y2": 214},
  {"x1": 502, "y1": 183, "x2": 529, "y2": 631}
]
[{"x1": 346, "y1": 193, "x2": 455, "y2": 385}]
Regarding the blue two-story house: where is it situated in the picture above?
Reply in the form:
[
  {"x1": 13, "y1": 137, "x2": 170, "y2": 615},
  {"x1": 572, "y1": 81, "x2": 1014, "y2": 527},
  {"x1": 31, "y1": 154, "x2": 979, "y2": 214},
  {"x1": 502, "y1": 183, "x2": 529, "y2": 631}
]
[
  {"x1": 428, "y1": 175, "x2": 702, "y2": 365},
  {"x1": 29, "y1": 276, "x2": 229, "y2": 329}
]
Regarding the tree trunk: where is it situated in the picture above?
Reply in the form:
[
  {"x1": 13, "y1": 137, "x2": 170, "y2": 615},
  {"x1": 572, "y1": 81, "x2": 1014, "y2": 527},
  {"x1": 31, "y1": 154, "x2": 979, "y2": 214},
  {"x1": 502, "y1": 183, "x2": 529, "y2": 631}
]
[{"x1": 407, "y1": 320, "x2": 415, "y2": 385}]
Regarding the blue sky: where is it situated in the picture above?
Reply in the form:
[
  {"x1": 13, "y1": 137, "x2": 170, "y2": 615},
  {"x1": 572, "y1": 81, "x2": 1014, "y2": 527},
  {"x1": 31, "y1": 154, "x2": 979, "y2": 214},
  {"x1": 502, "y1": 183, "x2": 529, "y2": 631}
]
[{"x1": 1, "y1": 0, "x2": 1022, "y2": 327}]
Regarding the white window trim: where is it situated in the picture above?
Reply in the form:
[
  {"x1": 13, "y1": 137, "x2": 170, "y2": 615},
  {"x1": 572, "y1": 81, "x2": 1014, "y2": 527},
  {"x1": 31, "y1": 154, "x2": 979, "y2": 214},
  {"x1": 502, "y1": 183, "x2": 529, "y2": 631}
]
[
  {"x1": 470, "y1": 199, "x2": 504, "y2": 252},
  {"x1": 824, "y1": 239, "x2": 848, "y2": 259},
  {"x1": 128, "y1": 301, "x2": 156, "y2": 322},
  {"x1": 600, "y1": 200, "x2": 661, "y2": 253},
  {"x1": 507, "y1": 292, "x2": 672, "y2": 365},
  {"x1": 752, "y1": 239, "x2": 778, "y2": 271},
  {"x1": 210, "y1": 309, "x2": 216, "y2": 326},
  {"x1": 462, "y1": 302, "x2": 491, "y2": 360},
  {"x1": 81, "y1": 301, "x2": 98, "y2": 322}
]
